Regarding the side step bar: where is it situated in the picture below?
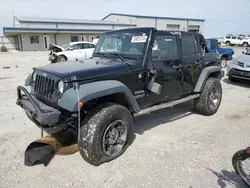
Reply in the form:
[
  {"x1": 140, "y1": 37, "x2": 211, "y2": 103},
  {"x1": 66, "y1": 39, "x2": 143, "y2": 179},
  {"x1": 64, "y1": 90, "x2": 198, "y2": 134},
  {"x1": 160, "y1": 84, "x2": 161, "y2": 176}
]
[{"x1": 134, "y1": 94, "x2": 200, "y2": 117}]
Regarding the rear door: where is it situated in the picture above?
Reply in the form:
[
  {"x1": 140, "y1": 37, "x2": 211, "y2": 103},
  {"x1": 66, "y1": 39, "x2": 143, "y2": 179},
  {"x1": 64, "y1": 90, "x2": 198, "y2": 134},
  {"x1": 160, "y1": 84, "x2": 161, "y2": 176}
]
[{"x1": 181, "y1": 32, "x2": 202, "y2": 95}]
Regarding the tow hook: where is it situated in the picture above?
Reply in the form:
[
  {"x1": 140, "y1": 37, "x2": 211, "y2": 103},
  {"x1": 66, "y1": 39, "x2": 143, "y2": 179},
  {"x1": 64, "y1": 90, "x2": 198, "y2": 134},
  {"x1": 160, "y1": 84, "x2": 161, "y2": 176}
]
[{"x1": 24, "y1": 131, "x2": 78, "y2": 167}]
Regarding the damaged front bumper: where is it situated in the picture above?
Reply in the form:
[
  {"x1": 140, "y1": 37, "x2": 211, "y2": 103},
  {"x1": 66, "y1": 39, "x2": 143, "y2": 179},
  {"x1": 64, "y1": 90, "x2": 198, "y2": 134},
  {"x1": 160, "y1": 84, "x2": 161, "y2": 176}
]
[{"x1": 16, "y1": 86, "x2": 61, "y2": 126}]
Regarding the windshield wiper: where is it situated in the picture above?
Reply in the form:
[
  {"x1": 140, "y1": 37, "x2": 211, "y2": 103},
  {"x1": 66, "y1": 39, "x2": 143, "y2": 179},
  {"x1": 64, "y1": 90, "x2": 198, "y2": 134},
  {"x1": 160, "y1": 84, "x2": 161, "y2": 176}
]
[{"x1": 110, "y1": 53, "x2": 125, "y2": 62}]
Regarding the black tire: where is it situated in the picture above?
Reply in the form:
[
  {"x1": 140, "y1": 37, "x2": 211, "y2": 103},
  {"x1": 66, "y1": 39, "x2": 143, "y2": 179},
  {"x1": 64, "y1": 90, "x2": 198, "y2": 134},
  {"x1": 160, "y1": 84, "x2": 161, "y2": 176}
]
[
  {"x1": 243, "y1": 42, "x2": 249, "y2": 47},
  {"x1": 57, "y1": 55, "x2": 67, "y2": 62},
  {"x1": 220, "y1": 57, "x2": 227, "y2": 68},
  {"x1": 78, "y1": 103, "x2": 133, "y2": 166},
  {"x1": 194, "y1": 78, "x2": 222, "y2": 116},
  {"x1": 226, "y1": 41, "x2": 231, "y2": 46},
  {"x1": 232, "y1": 149, "x2": 250, "y2": 187}
]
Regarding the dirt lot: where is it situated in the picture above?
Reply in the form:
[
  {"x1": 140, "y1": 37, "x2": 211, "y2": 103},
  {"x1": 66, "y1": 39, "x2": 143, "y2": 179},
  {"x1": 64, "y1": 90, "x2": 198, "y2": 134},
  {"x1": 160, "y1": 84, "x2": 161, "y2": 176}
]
[{"x1": 0, "y1": 47, "x2": 249, "y2": 188}]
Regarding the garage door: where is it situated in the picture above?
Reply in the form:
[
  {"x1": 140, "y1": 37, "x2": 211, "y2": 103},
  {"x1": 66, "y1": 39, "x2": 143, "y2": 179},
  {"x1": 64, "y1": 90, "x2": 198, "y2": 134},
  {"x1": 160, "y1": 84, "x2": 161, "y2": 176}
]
[
  {"x1": 166, "y1": 24, "x2": 180, "y2": 31},
  {"x1": 188, "y1": 25, "x2": 200, "y2": 32}
]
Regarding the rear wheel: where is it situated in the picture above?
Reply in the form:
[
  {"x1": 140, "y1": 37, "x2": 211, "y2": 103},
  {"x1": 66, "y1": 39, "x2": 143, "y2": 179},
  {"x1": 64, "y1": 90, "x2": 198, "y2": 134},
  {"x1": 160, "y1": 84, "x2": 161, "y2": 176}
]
[
  {"x1": 232, "y1": 149, "x2": 250, "y2": 187},
  {"x1": 194, "y1": 78, "x2": 222, "y2": 116},
  {"x1": 220, "y1": 57, "x2": 227, "y2": 68},
  {"x1": 226, "y1": 41, "x2": 231, "y2": 46},
  {"x1": 78, "y1": 103, "x2": 133, "y2": 166}
]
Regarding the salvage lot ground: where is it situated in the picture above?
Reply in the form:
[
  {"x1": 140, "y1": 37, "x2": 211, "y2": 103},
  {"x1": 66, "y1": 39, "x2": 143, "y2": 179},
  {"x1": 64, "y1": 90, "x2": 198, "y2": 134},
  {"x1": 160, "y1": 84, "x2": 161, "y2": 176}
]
[{"x1": 0, "y1": 47, "x2": 249, "y2": 188}]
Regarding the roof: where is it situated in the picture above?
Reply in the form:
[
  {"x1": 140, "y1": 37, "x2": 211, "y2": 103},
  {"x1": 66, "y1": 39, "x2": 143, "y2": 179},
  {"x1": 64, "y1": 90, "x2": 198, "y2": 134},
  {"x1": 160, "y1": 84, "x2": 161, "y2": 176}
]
[
  {"x1": 102, "y1": 13, "x2": 205, "y2": 22},
  {"x1": 15, "y1": 16, "x2": 136, "y2": 26},
  {"x1": 3, "y1": 27, "x2": 110, "y2": 35}
]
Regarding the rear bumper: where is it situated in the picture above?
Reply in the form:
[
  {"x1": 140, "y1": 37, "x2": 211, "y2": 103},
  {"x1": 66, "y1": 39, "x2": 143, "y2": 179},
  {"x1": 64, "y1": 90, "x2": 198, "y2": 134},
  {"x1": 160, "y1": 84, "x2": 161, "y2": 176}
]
[{"x1": 16, "y1": 86, "x2": 61, "y2": 125}]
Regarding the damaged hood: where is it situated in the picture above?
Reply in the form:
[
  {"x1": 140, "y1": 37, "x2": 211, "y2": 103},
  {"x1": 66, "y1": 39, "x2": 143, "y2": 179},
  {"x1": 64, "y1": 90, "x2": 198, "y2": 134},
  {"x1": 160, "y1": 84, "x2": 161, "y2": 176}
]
[
  {"x1": 34, "y1": 57, "x2": 137, "y2": 82},
  {"x1": 49, "y1": 44, "x2": 65, "y2": 53}
]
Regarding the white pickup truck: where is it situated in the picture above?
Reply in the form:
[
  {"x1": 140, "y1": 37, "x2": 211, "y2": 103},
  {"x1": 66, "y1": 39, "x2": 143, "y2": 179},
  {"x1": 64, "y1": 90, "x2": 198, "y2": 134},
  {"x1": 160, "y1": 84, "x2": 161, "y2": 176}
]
[{"x1": 223, "y1": 36, "x2": 250, "y2": 47}]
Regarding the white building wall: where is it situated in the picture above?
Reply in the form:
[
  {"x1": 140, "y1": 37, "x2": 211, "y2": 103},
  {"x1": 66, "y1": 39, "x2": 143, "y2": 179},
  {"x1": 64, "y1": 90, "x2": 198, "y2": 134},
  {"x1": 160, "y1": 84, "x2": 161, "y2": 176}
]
[
  {"x1": 188, "y1": 20, "x2": 204, "y2": 34},
  {"x1": 21, "y1": 33, "x2": 44, "y2": 51},
  {"x1": 156, "y1": 19, "x2": 187, "y2": 31},
  {"x1": 57, "y1": 24, "x2": 112, "y2": 30},
  {"x1": 136, "y1": 18, "x2": 155, "y2": 27}
]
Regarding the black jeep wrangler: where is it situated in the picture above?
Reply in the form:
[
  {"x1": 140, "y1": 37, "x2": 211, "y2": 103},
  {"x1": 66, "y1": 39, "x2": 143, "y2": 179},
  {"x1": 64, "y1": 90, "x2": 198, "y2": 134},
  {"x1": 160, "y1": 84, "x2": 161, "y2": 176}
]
[{"x1": 16, "y1": 27, "x2": 224, "y2": 166}]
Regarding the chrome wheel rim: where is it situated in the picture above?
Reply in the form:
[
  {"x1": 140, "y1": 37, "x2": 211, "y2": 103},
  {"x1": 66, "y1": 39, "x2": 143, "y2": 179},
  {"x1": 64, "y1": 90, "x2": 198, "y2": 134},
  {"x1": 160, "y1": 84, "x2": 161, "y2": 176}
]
[
  {"x1": 208, "y1": 85, "x2": 220, "y2": 109},
  {"x1": 221, "y1": 60, "x2": 227, "y2": 68},
  {"x1": 102, "y1": 120, "x2": 128, "y2": 157}
]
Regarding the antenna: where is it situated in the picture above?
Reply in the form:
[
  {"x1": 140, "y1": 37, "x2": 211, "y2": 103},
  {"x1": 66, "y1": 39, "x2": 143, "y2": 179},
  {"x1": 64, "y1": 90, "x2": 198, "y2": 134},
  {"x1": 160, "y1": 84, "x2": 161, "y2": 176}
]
[{"x1": 12, "y1": 9, "x2": 15, "y2": 27}]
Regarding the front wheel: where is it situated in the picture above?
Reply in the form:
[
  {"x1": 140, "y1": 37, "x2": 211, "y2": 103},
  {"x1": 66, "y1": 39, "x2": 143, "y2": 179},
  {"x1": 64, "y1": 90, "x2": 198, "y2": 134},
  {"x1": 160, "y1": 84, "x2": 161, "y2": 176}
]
[
  {"x1": 220, "y1": 57, "x2": 227, "y2": 68},
  {"x1": 57, "y1": 55, "x2": 67, "y2": 62},
  {"x1": 243, "y1": 42, "x2": 249, "y2": 47},
  {"x1": 78, "y1": 103, "x2": 133, "y2": 166},
  {"x1": 232, "y1": 149, "x2": 250, "y2": 187},
  {"x1": 194, "y1": 78, "x2": 222, "y2": 116}
]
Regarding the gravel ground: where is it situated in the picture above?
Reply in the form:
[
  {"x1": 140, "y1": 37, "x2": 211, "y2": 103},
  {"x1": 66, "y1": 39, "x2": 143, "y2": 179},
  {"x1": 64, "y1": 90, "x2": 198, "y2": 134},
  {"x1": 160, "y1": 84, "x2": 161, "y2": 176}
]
[{"x1": 0, "y1": 47, "x2": 249, "y2": 188}]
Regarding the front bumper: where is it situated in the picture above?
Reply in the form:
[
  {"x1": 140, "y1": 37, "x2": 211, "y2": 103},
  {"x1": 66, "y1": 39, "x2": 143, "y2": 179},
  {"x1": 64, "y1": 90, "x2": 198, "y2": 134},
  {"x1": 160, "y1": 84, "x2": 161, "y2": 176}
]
[
  {"x1": 16, "y1": 86, "x2": 61, "y2": 125},
  {"x1": 227, "y1": 63, "x2": 250, "y2": 80}
]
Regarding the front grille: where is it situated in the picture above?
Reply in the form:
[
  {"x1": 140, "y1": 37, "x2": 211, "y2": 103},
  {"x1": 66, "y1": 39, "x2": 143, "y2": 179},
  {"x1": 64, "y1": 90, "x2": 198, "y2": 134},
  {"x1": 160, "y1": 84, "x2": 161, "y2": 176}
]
[
  {"x1": 34, "y1": 74, "x2": 56, "y2": 99},
  {"x1": 238, "y1": 62, "x2": 244, "y2": 67}
]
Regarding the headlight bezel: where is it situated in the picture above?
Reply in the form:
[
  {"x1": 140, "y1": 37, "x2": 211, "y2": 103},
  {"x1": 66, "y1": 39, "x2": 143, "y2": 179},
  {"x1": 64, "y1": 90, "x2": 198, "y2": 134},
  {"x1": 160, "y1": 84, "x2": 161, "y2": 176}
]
[{"x1": 32, "y1": 72, "x2": 37, "y2": 82}]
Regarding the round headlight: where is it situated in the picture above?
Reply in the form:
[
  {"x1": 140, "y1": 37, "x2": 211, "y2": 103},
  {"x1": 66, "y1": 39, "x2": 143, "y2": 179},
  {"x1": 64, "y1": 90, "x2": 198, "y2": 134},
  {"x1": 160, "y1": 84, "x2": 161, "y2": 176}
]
[
  {"x1": 58, "y1": 80, "x2": 64, "y2": 93},
  {"x1": 32, "y1": 72, "x2": 37, "y2": 82}
]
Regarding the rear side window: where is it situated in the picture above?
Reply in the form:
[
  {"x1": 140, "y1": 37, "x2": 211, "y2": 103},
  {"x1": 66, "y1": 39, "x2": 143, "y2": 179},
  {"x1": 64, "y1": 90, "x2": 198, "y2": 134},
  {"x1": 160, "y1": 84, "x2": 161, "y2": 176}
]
[{"x1": 182, "y1": 34, "x2": 198, "y2": 56}]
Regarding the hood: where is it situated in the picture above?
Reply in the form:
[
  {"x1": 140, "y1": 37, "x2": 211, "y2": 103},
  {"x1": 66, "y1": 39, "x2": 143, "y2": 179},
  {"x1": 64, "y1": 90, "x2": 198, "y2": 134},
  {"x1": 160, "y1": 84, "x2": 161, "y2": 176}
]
[
  {"x1": 35, "y1": 57, "x2": 134, "y2": 82},
  {"x1": 235, "y1": 54, "x2": 250, "y2": 64},
  {"x1": 48, "y1": 44, "x2": 65, "y2": 53}
]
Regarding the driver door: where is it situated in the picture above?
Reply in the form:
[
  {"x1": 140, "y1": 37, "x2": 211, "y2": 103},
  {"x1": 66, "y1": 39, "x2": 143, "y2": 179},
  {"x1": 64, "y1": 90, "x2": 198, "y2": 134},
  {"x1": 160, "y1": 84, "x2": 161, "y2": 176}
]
[{"x1": 147, "y1": 31, "x2": 183, "y2": 104}]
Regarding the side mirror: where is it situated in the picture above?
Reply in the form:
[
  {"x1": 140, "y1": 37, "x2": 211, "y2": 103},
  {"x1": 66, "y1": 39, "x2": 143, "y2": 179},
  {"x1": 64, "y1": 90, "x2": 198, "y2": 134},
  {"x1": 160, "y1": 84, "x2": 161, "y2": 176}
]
[{"x1": 68, "y1": 47, "x2": 74, "y2": 51}]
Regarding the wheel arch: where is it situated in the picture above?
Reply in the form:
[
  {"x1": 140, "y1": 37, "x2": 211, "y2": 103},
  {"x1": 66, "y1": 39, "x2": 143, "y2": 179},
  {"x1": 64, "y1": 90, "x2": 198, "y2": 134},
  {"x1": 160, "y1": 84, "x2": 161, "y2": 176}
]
[
  {"x1": 58, "y1": 80, "x2": 140, "y2": 113},
  {"x1": 194, "y1": 66, "x2": 223, "y2": 93}
]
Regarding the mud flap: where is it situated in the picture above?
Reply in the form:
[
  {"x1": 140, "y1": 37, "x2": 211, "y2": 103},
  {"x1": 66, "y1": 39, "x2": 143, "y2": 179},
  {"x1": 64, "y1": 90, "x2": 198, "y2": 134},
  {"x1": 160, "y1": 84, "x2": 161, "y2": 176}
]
[{"x1": 24, "y1": 131, "x2": 79, "y2": 167}]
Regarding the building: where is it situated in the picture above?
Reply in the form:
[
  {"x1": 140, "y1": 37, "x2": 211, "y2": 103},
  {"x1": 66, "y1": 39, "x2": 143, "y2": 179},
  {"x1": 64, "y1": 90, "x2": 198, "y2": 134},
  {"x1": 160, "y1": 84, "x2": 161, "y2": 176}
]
[
  {"x1": 102, "y1": 13, "x2": 205, "y2": 33},
  {"x1": 3, "y1": 13, "x2": 205, "y2": 51}
]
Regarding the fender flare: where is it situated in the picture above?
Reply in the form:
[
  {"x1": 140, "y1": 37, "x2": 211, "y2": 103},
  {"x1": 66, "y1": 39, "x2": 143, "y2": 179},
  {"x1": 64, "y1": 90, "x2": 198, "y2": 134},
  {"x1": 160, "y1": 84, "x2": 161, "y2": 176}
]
[
  {"x1": 193, "y1": 66, "x2": 222, "y2": 93},
  {"x1": 57, "y1": 80, "x2": 140, "y2": 113}
]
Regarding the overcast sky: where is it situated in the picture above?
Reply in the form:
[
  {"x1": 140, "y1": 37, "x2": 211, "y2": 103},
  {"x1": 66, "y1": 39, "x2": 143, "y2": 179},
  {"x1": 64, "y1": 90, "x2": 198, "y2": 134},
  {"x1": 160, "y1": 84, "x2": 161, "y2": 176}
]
[{"x1": 0, "y1": 0, "x2": 250, "y2": 37}]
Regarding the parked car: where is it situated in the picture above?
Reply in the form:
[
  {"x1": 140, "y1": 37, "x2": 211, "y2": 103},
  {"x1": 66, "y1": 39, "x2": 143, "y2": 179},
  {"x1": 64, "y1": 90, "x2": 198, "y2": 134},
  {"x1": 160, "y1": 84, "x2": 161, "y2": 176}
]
[
  {"x1": 48, "y1": 41, "x2": 95, "y2": 63},
  {"x1": 206, "y1": 38, "x2": 234, "y2": 68},
  {"x1": 223, "y1": 36, "x2": 250, "y2": 47},
  {"x1": 16, "y1": 27, "x2": 223, "y2": 166},
  {"x1": 227, "y1": 48, "x2": 250, "y2": 81}
]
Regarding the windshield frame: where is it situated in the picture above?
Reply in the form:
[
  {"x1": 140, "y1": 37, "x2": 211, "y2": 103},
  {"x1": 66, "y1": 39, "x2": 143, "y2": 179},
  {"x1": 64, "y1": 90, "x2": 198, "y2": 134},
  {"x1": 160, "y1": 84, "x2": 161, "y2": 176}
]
[{"x1": 93, "y1": 28, "x2": 152, "y2": 61}]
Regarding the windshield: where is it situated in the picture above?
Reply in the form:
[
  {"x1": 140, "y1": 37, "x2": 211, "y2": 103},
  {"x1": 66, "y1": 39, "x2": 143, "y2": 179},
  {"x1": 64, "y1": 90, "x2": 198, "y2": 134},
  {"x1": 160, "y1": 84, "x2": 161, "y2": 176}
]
[
  {"x1": 93, "y1": 29, "x2": 150, "y2": 60},
  {"x1": 61, "y1": 44, "x2": 71, "y2": 49}
]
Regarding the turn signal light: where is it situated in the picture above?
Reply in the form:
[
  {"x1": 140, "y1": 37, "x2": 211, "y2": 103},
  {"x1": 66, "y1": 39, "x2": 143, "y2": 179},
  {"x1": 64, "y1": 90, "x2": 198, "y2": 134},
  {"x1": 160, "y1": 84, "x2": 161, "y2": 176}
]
[{"x1": 76, "y1": 101, "x2": 83, "y2": 108}]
